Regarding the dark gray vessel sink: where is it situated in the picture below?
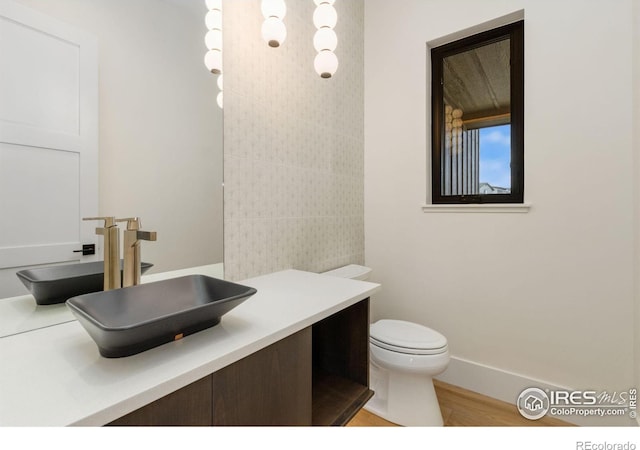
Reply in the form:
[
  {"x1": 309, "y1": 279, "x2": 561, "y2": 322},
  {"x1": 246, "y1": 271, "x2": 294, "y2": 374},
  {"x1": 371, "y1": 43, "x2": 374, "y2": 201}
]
[
  {"x1": 65, "y1": 275, "x2": 257, "y2": 358},
  {"x1": 16, "y1": 261, "x2": 153, "y2": 305}
]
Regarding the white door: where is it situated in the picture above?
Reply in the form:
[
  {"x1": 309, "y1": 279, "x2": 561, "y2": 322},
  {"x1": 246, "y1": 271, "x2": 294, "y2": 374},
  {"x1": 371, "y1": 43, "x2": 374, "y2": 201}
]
[{"x1": 0, "y1": 0, "x2": 98, "y2": 298}]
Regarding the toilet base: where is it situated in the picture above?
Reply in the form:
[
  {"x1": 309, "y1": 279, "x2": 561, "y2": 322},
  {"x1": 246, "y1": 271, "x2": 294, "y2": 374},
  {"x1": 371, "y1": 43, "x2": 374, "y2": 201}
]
[{"x1": 364, "y1": 362, "x2": 444, "y2": 426}]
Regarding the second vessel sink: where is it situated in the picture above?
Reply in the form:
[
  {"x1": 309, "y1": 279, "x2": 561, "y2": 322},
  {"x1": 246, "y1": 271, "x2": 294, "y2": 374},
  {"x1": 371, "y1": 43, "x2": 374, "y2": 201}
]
[
  {"x1": 66, "y1": 275, "x2": 257, "y2": 358},
  {"x1": 16, "y1": 261, "x2": 153, "y2": 305}
]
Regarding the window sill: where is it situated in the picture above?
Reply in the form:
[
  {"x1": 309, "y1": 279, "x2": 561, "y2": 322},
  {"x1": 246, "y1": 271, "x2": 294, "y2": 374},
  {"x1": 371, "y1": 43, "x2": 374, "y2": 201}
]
[{"x1": 421, "y1": 203, "x2": 531, "y2": 213}]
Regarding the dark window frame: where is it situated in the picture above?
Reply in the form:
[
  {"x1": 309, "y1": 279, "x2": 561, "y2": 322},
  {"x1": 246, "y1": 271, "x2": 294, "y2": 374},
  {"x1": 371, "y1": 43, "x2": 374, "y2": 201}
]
[{"x1": 430, "y1": 20, "x2": 524, "y2": 204}]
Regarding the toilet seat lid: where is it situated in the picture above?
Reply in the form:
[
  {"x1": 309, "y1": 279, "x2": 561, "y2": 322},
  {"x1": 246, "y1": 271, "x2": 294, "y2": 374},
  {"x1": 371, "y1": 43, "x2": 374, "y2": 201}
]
[{"x1": 370, "y1": 320, "x2": 447, "y2": 354}]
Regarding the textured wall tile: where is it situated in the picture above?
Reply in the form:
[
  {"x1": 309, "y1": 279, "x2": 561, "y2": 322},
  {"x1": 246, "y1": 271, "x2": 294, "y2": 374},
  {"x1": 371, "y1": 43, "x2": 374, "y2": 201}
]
[{"x1": 224, "y1": 0, "x2": 364, "y2": 281}]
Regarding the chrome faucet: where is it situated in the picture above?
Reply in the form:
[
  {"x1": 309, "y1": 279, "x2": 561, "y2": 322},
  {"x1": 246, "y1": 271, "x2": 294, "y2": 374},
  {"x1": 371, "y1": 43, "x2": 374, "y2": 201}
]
[
  {"x1": 116, "y1": 217, "x2": 157, "y2": 287},
  {"x1": 83, "y1": 216, "x2": 121, "y2": 291}
]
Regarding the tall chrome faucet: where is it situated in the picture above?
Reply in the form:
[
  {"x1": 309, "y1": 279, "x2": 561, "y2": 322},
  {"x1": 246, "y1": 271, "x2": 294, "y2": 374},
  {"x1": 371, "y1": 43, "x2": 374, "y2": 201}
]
[
  {"x1": 83, "y1": 216, "x2": 121, "y2": 291},
  {"x1": 116, "y1": 217, "x2": 157, "y2": 287}
]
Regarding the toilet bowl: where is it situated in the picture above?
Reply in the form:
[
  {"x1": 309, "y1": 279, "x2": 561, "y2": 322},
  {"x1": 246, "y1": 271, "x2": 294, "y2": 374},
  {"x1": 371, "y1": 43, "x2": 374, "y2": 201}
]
[
  {"x1": 322, "y1": 265, "x2": 450, "y2": 427},
  {"x1": 368, "y1": 319, "x2": 449, "y2": 426}
]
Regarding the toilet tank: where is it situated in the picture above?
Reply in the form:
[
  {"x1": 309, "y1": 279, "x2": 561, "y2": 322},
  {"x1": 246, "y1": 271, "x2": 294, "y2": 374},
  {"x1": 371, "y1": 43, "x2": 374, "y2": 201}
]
[{"x1": 322, "y1": 264, "x2": 372, "y2": 281}]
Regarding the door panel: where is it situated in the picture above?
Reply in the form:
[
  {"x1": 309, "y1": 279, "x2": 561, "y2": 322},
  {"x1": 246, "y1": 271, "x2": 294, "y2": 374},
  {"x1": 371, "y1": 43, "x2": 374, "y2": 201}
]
[
  {"x1": 0, "y1": 144, "x2": 80, "y2": 250},
  {"x1": 0, "y1": 14, "x2": 80, "y2": 138},
  {"x1": 0, "y1": 0, "x2": 98, "y2": 297}
]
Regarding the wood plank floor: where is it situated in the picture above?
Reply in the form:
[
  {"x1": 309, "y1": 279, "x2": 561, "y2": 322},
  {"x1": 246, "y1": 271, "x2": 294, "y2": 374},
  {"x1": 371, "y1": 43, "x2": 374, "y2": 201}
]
[{"x1": 347, "y1": 380, "x2": 573, "y2": 427}]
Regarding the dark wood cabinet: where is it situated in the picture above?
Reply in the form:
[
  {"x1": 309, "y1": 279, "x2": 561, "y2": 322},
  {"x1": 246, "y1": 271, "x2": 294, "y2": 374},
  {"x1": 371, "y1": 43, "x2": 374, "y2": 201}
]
[
  {"x1": 108, "y1": 375, "x2": 212, "y2": 426},
  {"x1": 107, "y1": 298, "x2": 371, "y2": 426},
  {"x1": 312, "y1": 299, "x2": 372, "y2": 425},
  {"x1": 212, "y1": 327, "x2": 312, "y2": 425}
]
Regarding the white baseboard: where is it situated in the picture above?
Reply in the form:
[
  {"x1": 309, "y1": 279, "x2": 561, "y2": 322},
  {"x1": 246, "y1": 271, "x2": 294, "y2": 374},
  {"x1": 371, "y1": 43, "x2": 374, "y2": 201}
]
[{"x1": 435, "y1": 356, "x2": 636, "y2": 427}]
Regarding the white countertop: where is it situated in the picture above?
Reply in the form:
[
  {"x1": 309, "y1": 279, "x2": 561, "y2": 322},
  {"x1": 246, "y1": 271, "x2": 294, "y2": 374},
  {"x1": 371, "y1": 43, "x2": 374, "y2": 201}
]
[
  {"x1": 0, "y1": 263, "x2": 224, "y2": 339},
  {"x1": 0, "y1": 269, "x2": 380, "y2": 426}
]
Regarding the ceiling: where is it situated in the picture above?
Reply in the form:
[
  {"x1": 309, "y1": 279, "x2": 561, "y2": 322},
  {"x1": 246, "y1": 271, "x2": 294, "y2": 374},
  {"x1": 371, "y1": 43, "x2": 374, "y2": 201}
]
[{"x1": 443, "y1": 38, "x2": 510, "y2": 123}]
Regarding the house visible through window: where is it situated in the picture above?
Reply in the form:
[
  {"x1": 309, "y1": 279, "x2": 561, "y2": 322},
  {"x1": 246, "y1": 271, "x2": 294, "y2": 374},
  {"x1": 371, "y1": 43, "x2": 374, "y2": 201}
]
[
  {"x1": 431, "y1": 21, "x2": 524, "y2": 204},
  {"x1": 479, "y1": 124, "x2": 511, "y2": 194}
]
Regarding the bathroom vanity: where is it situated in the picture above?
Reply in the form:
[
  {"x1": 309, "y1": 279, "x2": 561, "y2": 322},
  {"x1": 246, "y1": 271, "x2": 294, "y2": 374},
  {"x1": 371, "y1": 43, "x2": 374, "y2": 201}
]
[
  {"x1": 0, "y1": 268, "x2": 380, "y2": 426},
  {"x1": 0, "y1": 264, "x2": 224, "y2": 339}
]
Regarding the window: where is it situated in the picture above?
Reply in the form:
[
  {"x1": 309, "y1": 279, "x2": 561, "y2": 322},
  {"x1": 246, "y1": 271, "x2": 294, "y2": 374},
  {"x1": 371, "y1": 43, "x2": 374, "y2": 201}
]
[{"x1": 431, "y1": 21, "x2": 524, "y2": 204}]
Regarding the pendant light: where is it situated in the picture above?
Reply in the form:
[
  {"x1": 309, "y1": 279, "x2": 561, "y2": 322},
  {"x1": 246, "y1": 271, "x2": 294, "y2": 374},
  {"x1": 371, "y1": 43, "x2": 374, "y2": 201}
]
[
  {"x1": 313, "y1": 0, "x2": 338, "y2": 78},
  {"x1": 261, "y1": 0, "x2": 287, "y2": 48},
  {"x1": 204, "y1": 0, "x2": 223, "y2": 74},
  {"x1": 204, "y1": 0, "x2": 223, "y2": 108}
]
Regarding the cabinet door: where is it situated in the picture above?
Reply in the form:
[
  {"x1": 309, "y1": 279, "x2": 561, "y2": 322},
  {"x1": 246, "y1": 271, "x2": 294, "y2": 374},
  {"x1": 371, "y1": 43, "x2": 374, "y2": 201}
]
[
  {"x1": 107, "y1": 375, "x2": 212, "y2": 426},
  {"x1": 212, "y1": 327, "x2": 312, "y2": 426}
]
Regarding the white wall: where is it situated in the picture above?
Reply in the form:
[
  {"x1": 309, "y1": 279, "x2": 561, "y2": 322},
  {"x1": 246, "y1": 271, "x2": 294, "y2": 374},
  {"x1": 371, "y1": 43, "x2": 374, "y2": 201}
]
[
  {"x1": 12, "y1": 0, "x2": 224, "y2": 276},
  {"x1": 365, "y1": 0, "x2": 635, "y2": 425},
  {"x1": 223, "y1": 0, "x2": 365, "y2": 281}
]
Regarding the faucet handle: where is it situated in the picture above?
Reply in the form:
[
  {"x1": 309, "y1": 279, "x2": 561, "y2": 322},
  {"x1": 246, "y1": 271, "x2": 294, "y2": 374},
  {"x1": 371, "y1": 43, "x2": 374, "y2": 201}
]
[
  {"x1": 83, "y1": 216, "x2": 117, "y2": 228},
  {"x1": 116, "y1": 217, "x2": 157, "y2": 241},
  {"x1": 137, "y1": 230, "x2": 157, "y2": 241},
  {"x1": 116, "y1": 217, "x2": 141, "y2": 231}
]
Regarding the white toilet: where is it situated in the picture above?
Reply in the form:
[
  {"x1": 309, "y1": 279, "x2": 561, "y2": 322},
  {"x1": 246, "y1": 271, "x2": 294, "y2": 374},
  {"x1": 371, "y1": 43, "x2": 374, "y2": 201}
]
[{"x1": 322, "y1": 264, "x2": 450, "y2": 427}]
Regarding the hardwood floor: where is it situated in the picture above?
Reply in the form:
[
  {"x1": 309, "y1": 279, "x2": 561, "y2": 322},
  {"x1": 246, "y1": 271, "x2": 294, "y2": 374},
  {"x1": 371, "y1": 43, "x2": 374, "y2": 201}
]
[
  {"x1": 347, "y1": 380, "x2": 573, "y2": 427},
  {"x1": 347, "y1": 408, "x2": 397, "y2": 427}
]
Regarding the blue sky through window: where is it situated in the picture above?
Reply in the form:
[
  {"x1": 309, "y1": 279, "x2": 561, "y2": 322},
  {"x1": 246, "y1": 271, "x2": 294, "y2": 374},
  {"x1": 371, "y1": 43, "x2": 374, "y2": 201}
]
[{"x1": 479, "y1": 124, "x2": 511, "y2": 189}]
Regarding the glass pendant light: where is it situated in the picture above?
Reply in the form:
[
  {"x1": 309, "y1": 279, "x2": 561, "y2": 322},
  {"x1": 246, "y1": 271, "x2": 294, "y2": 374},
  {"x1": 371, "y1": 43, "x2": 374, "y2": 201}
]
[
  {"x1": 261, "y1": 0, "x2": 287, "y2": 47},
  {"x1": 204, "y1": 0, "x2": 223, "y2": 108},
  {"x1": 313, "y1": 1, "x2": 338, "y2": 78}
]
